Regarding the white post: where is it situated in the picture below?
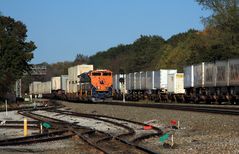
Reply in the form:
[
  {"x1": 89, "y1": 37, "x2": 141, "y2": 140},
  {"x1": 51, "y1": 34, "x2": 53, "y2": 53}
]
[
  {"x1": 123, "y1": 74, "x2": 125, "y2": 103},
  {"x1": 34, "y1": 101, "x2": 36, "y2": 108},
  {"x1": 171, "y1": 134, "x2": 174, "y2": 147},
  {"x1": 123, "y1": 84, "x2": 125, "y2": 103},
  {"x1": 40, "y1": 123, "x2": 43, "y2": 134},
  {"x1": 177, "y1": 121, "x2": 180, "y2": 129},
  {"x1": 5, "y1": 100, "x2": 7, "y2": 117}
]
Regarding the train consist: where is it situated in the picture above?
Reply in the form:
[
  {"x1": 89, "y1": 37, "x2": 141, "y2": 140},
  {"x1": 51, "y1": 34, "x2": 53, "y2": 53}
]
[
  {"x1": 29, "y1": 64, "x2": 113, "y2": 101},
  {"x1": 29, "y1": 58, "x2": 239, "y2": 104},
  {"x1": 113, "y1": 59, "x2": 239, "y2": 104},
  {"x1": 184, "y1": 59, "x2": 239, "y2": 104},
  {"x1": 113, "y1": 70, "x2": 185, "y2": 102}
]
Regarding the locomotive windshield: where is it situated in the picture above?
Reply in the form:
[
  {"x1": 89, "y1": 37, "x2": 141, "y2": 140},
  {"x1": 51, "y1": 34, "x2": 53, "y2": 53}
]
[{"x1": 103, "y1": 72, "x2": 111, "y2": 76}]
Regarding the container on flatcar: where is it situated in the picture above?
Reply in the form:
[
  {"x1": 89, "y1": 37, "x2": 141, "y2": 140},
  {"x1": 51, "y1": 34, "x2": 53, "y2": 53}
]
[
  {"x1": 29, "y1": 81, "x2": 41, "y2": 95},
  {"x1": 183, "y1": 65, "x2": 194, "y2": 88},
  {"x1": 204, "y1": 62, "x2": 216, "y2": 87},
  {"x1": 42, "y1": 81, "x2": 51, "y2": 94},
  {"x1": 167, "y1": 73, "x2": 185, "y2": 94},
  {"x1": 51, "y1": 76, "x2": 61, "y2": 91},
  {"x1": 61, "y1": 75, "x2": 68, "y2": 92},
  {"x1": 193, "y1": 63, "x2": 205, "y2": 88},
  {"x1": 215, "y1": 61, "x2": 229, "y2": 87},
  {"x1": 68, "y1": 64, "x2": 93, "y2": 93},
  {"x1": 113, "y1": 74, "x2": 126, "y2": 93},
  {"x1": 140, "y1": 72, "x2": 146, "y2": 90},
  {"x1": 146, "y1": 70, "x2": 177, "y2": 91},
  {"x1": 229, "y1": 59, "x2": 239, "y2": 86}
]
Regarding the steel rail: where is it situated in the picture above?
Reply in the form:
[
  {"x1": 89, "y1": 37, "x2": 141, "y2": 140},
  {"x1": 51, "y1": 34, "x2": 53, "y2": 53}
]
[
  {"x1": 20, "y1": 110, "x2": 151, "y2": 154},
  {"x1": 0, "y1": 130, "x2": 73, "y2": 146},
  {"x1": 46, "y1": 109, "x2": 162, "y2": 154}
]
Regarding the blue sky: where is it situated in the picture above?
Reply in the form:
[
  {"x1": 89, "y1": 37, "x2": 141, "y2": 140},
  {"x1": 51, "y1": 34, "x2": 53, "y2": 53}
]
[{"x1": 0, "y1": 0, "x2": 211, "y2": 64}]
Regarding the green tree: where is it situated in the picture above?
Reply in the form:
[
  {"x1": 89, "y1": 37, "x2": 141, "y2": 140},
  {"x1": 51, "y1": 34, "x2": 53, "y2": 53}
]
[
  {"x1": 196, "y1": 0, "x2": 239, "y2": 60},
  {"x1": 0, "y1": 16, "x2": 36, "y2": 98},
  {"x1": 74, "y1": 53, "x2": 89, "y2": 65}
]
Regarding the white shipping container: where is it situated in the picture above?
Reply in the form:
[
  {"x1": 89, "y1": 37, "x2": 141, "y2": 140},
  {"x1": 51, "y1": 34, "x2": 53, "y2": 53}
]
[
  {"x1": 61, "y1": 75, "x2": 68, "y2": 91},
  {"x1": 229, "y1": 59, "x2": 239, "y2": 86},
  {"x1": 184, "y1": 65, "x2": 194, "y2": 88},
  {"x1": 51, "y1": 76, "x2": 61, "y2": 91},
  {"x1": 30, "y1": 81, "x2": 41, "y2": 94},
  {"x1": 146, "y1": 71, "x2": 153, "y2": 90},
  {"x1": 125, "y1": 74, "x2": 131, "y2": 90},
  {"x1": 216, "y1": 61, "x2": 229, "y2": 86},
  {"x1": 68, "y1": 64, "x2": 93, "y2": 93},
  {"x1": 29, "y1": 83, "x2": 34, "y2": 94},
  {"x1": 113, "y1": 74, "x2": 127, "y2": 93},
  {"x1": 42, "y1": 81, "x2": 51, "y2": 94},
  {"x1": 140, "y1": 72, "x2": 146, "y2": 90},
  {"x1": 168, "y1": 73, "x2": 185, "y2": 94},
  {"x1": 134, "y1": 72, "x2": 140, "y2": 90},
  {"x1": 146, "y1": 70, "x2": 177, "y2": 90},
  {"x1": 113, "y1": 74, "x2": 118, "y2": 91},
  {"x1": 194, "y1": 63, "x2": 205, "y2": 88},
  {"x1": 204, "y1": 63, "x2": 216, "y2": 87},
  {"x1": 129, "y1": 73, "x2": 134, "y2": 90},
  {"x1": 66, "y1": 79, "x2": 70, "y2": 93}
]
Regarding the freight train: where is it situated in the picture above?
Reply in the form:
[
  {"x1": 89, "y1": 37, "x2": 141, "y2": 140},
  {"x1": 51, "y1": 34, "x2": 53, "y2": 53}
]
[
  {"x1": 29, "y1": 65, "x2": 113, "y2": 102},
  {"x1": 115, "y1": 59, "x2": 239, "y2": 104},
  {"x1": 29, "y1": 58, "x2": 239, "y2": 105}
]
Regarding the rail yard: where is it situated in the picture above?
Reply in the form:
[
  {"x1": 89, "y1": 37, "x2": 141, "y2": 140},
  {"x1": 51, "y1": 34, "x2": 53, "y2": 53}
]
[
  {"x1": 1, "y1": 1, "x2": 239, "y2": 153},
  {"x1": 0, "y1": 59, "x2": 238, "y2": 153},
  {"x1": 0, "y1": 100, "x2": 238, "y2": 153}
]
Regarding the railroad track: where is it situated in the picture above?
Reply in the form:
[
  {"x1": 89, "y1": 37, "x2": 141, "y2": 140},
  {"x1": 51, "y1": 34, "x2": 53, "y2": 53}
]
[
  {"x1": 18, "y1": 108, "x2": 163, "y2": 154},
  {"x1": 0, "y1": 130, "x2": 74, "y2": 146},
  {"x1": 82, "y1": 101, "x2": 239, "y2": 116}
]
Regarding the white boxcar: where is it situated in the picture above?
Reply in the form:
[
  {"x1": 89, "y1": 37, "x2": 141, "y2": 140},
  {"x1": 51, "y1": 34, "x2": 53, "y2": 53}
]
[
  {"x1": 229, "y1": 59, "x2": 239, "y2": 86},
  {"x1": 215, "y1": 61, "x2": 229, "y2": 86},
  {"x1": 204, "y1": 63, "x2": 216, "y2": 87},
  {"x1": 194, "y1": 63, "x2": 205, "y2": 88},
  {"x1": 184, "y1": 65, "x2": 194, "y2": 88},
  {"x1": 167, "y1": 73, "x2": 185, "y2": 93},
  {"x1": 146, "y1": 70, "x2": 177, "y2": 90},
  {"x1": 140, "y1": 72, "x2": 146, "y2": 90},
  {"x1": 68, "y1": 64, "x2": 93, "y2": 93}
]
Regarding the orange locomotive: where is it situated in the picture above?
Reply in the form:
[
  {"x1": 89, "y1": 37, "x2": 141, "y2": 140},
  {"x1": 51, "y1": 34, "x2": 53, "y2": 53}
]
[{"x1": 78, "y1": 69, "x2": 113, "y2": 100}]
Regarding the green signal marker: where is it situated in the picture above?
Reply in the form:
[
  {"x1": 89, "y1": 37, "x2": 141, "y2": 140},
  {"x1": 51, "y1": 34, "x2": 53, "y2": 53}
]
[
  {"x1": 42, "y1": 122, "x2": 52, "y2": 129},
  {"x1": 159, "y1": 133, "x2": 169, "y2": 142}
]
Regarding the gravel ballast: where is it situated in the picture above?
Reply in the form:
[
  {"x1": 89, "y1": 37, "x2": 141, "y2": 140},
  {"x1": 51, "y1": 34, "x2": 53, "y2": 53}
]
[{"x1": 58, "y1": 100, "x2": 239, "y2": 154}]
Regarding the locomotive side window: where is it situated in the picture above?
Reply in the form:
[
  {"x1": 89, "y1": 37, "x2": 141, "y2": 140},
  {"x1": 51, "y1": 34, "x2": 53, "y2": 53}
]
[
  {"x1": 92, "y1": 72, "x2": 101, "y2": 76},
  {"x1": 103, "y1": 72, "x2": 111, "y2": 76}
]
